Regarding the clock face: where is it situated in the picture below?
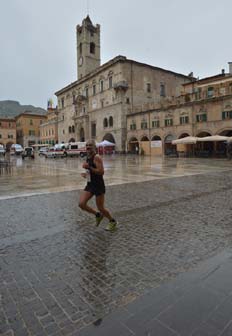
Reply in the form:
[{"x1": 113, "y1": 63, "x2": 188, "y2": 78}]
[{"x1": 79, "y1": 56, "x2": 83, "y2": 66}]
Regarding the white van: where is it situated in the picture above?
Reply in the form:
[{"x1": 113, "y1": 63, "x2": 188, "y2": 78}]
[
  {"x1": 44, "y1": 143, "x2": 87, "y2": 158},
  {"x1": 65, "y1": 142, "x2": 87, "y2": 157},
  {"x1": 10, "y1": 144, "x2": 23, "y2": 155}
]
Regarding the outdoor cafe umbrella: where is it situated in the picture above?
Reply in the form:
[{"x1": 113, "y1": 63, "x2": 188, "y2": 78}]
[
  {"x1": 197, "y1": 135, "x2": 229, "y2": 142},
  {"x1": 172, "y1": 136, "x2": 198, "y2": 145},
  {"x1": 96, "y1": 140, "x2": 116, "y2": 147}
]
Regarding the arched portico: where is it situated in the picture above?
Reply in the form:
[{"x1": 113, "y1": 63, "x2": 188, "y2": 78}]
[
  {"x1": 98, "y1": 133, "x2": 116, "y2": 155},
  {"x1": 103, "y1": 133, "x2": 115, "y2": 143},
  {"x1": 151, "y1": 135, "x2": 162, "y2": 156},
  {"x1": 140, "y1": 135, "x2": 149, "y2": 155},
  {"x1": 128, "y1": 136, "x2": 139, "y2": 154},
  {"x1": 164, "y1": 134, "x2": 177, "y2": 156},
  {"x1": 217, "y1": 128, "x2": 232, "y2": 137},
  {"x1": 196, "y1": 131, "x2": 212, "y2": 138},
  {"x1": 178, "y1": 132, "x2": 190, "y2": 139},
  {"x1": 175, "y1": 133, "x2": 195, "y2": 157},
  {"x1": 195, "y1": 131, "x2": 213, "y2": 156}
]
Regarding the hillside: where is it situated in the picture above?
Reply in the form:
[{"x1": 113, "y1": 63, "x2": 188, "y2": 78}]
[{"x1": 0, "y1": 100, "x2": 47, "y2": 118}]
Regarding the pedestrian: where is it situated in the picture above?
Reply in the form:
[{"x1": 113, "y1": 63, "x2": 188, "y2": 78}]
[
  {"x1": 135, "y1": 145, "x2": 139, "y2": 155},
  {"x1": 79, "y1": 139, "x2": 117, "y2": 232}
]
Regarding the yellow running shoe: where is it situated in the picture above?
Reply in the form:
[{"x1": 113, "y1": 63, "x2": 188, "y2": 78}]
[{"x1": 105, "y1": 220, "x2": 117, "y2": 232}]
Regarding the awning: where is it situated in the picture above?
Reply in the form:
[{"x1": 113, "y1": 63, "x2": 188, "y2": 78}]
[
  {"x1": 197, "y1": 135, "x2": 228, "y2": 142},
  {"x1": 172, "y1": 135, "x2": 229, "y2": 144},
  {"x1": 172, "y1": 136, "x2": 197, "y2": 145}
]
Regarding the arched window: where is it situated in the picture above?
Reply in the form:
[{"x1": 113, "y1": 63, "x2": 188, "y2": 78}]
[
  {"x1": 109, "y1": 76, "x2": 113, "y2": 89},
  {"x1": 90, "y1": 42, "x2": 95, "y2": 54},
  {"x1": 103, "y1": 118, "x2": 108, "y2": 128},
  {"x1": 69, "y1": 126, "x2": 72, "y2": 133},
  {"x1": 109, "y1": 116, "x2": 113, "y2": 127},
  {"x1": 100, "y1": 80, "x2": 104, "y2": 92},
  {"x1": 72, "y1": 125, "x2": 75, "y2": 133}
]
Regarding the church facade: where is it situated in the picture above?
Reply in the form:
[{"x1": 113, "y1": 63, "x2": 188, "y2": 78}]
[{"x1": 55, "y1": 16, "x2": 192, "y2": 152}]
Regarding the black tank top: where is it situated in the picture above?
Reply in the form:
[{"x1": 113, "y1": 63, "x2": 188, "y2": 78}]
[{"x1": 86, "y1": 154, "x2": 105, "y2": 187}]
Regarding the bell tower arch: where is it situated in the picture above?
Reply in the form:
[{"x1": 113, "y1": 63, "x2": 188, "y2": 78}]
[{"x1": 76, "y1": 16, "x2": 101, "y2": 79}]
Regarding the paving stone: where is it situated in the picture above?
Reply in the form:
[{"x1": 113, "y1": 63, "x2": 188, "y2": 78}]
[
  {"x1": 157, "y1": 285, "x2": 224, "y2": 335},
  {"x1": 2, "y1": 171, "x2": 232, "y2": 335},
  {"x1": 220, "y1": 321, "x2": 232, "y2": 336}
]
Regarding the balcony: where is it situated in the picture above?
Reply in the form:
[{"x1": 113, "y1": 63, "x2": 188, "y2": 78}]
[{"x1": 113, "y1": 80, "x2": 128, "y2": 92}]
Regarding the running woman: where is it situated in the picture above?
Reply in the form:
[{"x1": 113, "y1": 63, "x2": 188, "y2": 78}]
[{"x1": 79, "y1": 139, "x2": 117, "y2": 232}]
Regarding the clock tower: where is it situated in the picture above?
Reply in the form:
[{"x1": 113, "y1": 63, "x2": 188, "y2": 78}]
[{"x1": 76, "y1": 16, "x2": 101, "y2": 79}]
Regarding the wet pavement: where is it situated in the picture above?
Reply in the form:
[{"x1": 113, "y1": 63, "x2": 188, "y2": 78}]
[
  {"x1": 1, "y1": 154, "x2": 232, "y2": 335},
  {"x1": 1, "y1": 153, "x2": 232, "y2": 199}
]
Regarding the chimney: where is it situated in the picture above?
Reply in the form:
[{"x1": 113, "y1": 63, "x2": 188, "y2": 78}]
[{"x1": 228, "y1": 62, "x2": 232, "y2": 74}]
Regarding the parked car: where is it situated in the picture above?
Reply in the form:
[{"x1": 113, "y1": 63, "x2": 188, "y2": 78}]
[
  {"x1": 0, "y1": 145, "x2": 6, "y2": 156},
  {"x1": 44, "y1": 147, "x2": 57, "y2": 158},
  {"x1": 10, "y1": 144, "x2": 23, "y2": 155},
  {"x1": 45, "y1": 145, "x2": 66, "y2": 158},
  {"x1": 39, "y1": 147, "x2": 49, "y2": 156},
  {"x1": 22, "y1": 147, "x2": 35, "y2": 159}
]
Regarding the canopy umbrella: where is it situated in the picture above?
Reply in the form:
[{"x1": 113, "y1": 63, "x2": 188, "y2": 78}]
[
  {"x1": 97, "y1": 140, "x2": 115, "y2": 147},
  {"x1": 198, "y1": 135, "x2": 229, "y2": 142},
  {"x1": 172, "y1": 136, "x2": 198, "y2": 145},
  {"x1": 227, "y1": 137, "x2": 232, "y2": 142}
]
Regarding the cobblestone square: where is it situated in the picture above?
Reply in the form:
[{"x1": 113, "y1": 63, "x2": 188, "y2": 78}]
[{"x1": 1, "y1": 156, "x2": 232, "y2": 335}]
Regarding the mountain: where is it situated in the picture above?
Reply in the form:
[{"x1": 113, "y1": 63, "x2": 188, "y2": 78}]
[{"x1": 0, "y1": 100, "x2": 47, "y2": 118}]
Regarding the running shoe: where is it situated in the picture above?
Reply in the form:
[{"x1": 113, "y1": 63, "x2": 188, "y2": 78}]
[
  {"x1": 105, "y1": 220, "x2": 117, "y2": 232},
  {"x1": 95, "y1": 213, "x2": 103, "y2": 226}
]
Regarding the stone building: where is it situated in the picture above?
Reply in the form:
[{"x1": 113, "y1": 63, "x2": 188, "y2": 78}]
[
  {"x1": 127, "y1": 64, "x2": 232, "y2": 156},
  {"x1": 16, "y1": 112, "x2": 47, "y2": 147},
  {"x1": 0, "y1": 118, "x2": 16, "y2": 150},
  {"x1": 40, "y1": 107, "x2": 58, "y2": 145},
  {"x1": 55, "y1": 16, "x2": 192, "y2": 151}
]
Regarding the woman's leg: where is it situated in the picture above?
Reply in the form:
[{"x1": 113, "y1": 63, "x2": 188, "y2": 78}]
[
  {"x1": 95, "y1": 194, "x2": 113, "y2": 220},
  {"x1": 79, "y1": 191, "x2": 96, "y2": 215}
]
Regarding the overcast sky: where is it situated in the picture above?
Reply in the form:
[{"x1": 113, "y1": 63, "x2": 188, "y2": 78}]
[{"x1": 0, "y1": 0, "x2": 231, "y2": 109}]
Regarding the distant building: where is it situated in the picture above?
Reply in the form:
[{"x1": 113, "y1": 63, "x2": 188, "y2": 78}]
[
  {"x1": 15, "y1": 112, "x2": 47, "y2": 147},
  {"x1": 55, "y1": 16, "x2": 232, "y2": 157},
  {"x1": 55, "y1": 16, "x2": 192, "y2": 152},
  {"x1": 127, "y1": 65, "x2": 232, "y2": 156},
  {"x1": 40, "y1": 107, "x2": 59, "y2": 145},
  {"x1": 0, "y1": 117, "x2": 16, "y2": 150}
]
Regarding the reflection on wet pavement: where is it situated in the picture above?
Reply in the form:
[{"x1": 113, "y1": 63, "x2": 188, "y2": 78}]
[
  {"x1": 0, "y1": 154, "x2": 232, "y2": 199},
  {"x1": 0, "y1": 158, "x2": 13, "y2": 176},
  {"x1": 1, "y1": 154, "x2": 232, "y2": 334}
]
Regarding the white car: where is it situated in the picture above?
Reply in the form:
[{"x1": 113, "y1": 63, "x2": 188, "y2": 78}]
[
  {"x1": 44, "y1": 147, "x2": 55, "y2": 158},
  {"x1": 10, "y1": 144, "x2": 23, "y2": 155},
  {"x1": 0, "y1": 145, "x2": 6, "y2": 156},
  {"x1": 39, "y1": 147, "x2": 49, "y2": 156},
  {"x1": 45, "y1": 145, "x2": 67, "y2": 158}
]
